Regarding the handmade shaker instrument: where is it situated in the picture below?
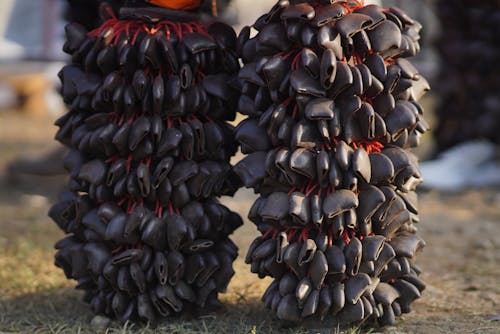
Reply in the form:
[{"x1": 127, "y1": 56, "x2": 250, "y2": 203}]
[
  {"x1": 49, "y1": 0, "x2": 242, "y2": 323},
  {"x1": 234, "y1": 0, "x2": 429, "y2": 326}
]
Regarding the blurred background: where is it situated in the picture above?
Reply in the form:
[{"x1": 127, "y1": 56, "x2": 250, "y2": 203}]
[{"x1": 0, "y1": 0, "x2": 498, "y2": 333}]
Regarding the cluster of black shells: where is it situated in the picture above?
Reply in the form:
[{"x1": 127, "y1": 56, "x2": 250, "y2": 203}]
[
  {"x1": 234, "y1": 0, "x2": 428, "y2": 326},
  {"x1": 434, "y1": 0, "x2": 500, "y2": 150},
  {"x1": 49, "y1": 7, "x2": 243, "y2": 324}
]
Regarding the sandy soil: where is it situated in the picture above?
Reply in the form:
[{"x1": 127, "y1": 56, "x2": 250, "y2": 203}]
[{"x1": 0, "y1": 110, "x2": 498, "y2": 333}]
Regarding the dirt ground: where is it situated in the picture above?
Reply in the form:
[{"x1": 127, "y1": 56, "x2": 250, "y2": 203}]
[{"x1": 0, "y1": 110, "x2": 499, "y2": 334}]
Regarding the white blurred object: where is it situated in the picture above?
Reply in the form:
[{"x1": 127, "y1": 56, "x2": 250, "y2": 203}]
[
  {"x1": 468, "y1": 160, "x2": 500, "y2": 188},
  {"x1": 420, "y1": 140, "x2": 500, "y2": 191},
  {"x1": 0, "y1": 82, "x2": 17, "y2": 110},
  {"x1": 0, "y1": 0, "x2": 65, "y2": 61},
  {"x1": 43, "y1": 61, "x2": 66, "y2": 115},
  {"x1": 0, "y1": 39, "x2": 24, "y2": 60},
  {"x1": 0, "y1": 0, "x2": 15, "y2": 38},
  {"x1": 0, "y1": 0, "x2": 25, "y2": 60},
  {"x1": 222, "y1": 0, "x2": 273, "y2": 30}
]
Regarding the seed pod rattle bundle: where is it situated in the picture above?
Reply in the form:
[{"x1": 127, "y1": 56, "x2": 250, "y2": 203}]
[
  {"x1": 49, "y1": 0, "x2": 242, "y2": 323},
  {"x1": 234, "y1": 0, "x2": 428, "y2": 326}
]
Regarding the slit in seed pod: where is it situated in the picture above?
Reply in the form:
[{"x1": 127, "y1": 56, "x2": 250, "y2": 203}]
[
  {"x1": 156, "y1": 284, "x2": 183, "y2": 313},
  {"x1": 344, "y1": 273, "x2": 371, "y2": 305},
  {"x1": 336, "y1": 13, "x2": 373, "y2": 39},
  {"x1": 291, "y1": 68, "x2": 325, "y2": 97},
  {"x1": 283, "y1": 242, "x2": 303, "y2": 277},
  {"x1": 298, "y1": 239, "x2": 317, "y2": 266},
  {"x1": 344, "y1": 237, "x2": 362, "y2": 276},
  {"x1": 313, "y1": 4, "x2": 348, "y2": 27}
]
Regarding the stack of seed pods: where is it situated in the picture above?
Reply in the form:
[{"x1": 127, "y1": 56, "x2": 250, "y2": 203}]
[
  {"x1": 435, "y1": 0, "x2": 500, "y2": 150},
  {"x1": 49, "y1": 4, "x2": 242, "y2": 324},
  {"x1": 234, "y1": 0, "x2": 428, "y2": 326}
]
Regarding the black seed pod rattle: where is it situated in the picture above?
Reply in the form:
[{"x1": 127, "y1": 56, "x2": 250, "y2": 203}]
[
  {"x1": 50, "y1": 0, "x2": 242, "y2": 324},
  {"x1": 234, "y1": 0, "x2": 428, "y2": 327}
]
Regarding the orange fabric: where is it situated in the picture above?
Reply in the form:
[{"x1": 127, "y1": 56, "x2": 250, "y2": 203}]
[{"x1": 145, "y1": 0, "x2": 202, "y2": 10}]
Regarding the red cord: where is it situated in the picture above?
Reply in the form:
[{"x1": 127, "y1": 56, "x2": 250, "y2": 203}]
[
  {"x1": 89, "y1": 17, "x2": 209, "y2": 47},
  {"x1": 305, "y1": 183, "x2": 318, "y2": 197}
]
